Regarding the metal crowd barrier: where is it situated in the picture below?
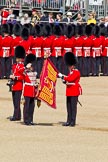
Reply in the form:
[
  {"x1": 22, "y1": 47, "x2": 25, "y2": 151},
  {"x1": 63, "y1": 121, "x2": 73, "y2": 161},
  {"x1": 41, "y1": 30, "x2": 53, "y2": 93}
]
[
  {"x1": 88, "y1": 5, "x2": 108, "y2": 17},
  {"x1": 0, "y1": 0, "x2": 84, "y2": 10},
  {"x1": 0, "y1": 0, "x2": 63, "y2": 9}
]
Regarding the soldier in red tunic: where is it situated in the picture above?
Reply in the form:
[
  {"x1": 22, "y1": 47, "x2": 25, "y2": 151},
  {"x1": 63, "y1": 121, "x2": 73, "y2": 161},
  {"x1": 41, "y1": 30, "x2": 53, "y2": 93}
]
[
  {"x1": 19, "y1": 27, "x2": 31, "y2": 55},
  {"x1": 91, "y1": 25, "x2": 102, "y2": 76},
  {"x1": 9, "y1": 46, "x2": 25, "y2": 121},
  {"x1": 23, "y1": 23, "x2": 35, "y2": 50},
  {"x1": 23, "y1": 54, "x2": 38, "y2": 125},
  {"x1": 101, "y1": 26, "x2": 108, "y2": 76},
  {"x1": 99, "y1": 24, "x2": 106, "y2": 75},
  {"x1": 42, "y1": 24, "x2": 53, "y2": 60},
  {"x1": 51, "y1": 24, "x2": 64, "y2": 72},
  {"x1": 63, "y1": 24, "x2": 75, "y2": 75},
  {"x1": 0, "y1": 24, "x2": 13, "y2": 79},
  {"x1": 82, "y1": 25, "x2": 93, "y2": 76},
  {"x1": 11, "y1": 23, "x2": 22, "y2": 64},
  {"x1": 31, "y1": 24, "x2": 44, "y2": 78},
  {"x1": 58, "y1": 52, "x2": 82, "y2": 127},
  {"x1": 73, "y1": 25, "x2": 84, "y2": 76}
]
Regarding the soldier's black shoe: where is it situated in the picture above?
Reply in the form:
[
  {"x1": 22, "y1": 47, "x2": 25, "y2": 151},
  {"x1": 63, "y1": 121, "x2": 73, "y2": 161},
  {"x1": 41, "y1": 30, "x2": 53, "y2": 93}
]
[
  {"x1": 93, "y1": 74, "x2": 99, "y2": 77},
  {"x1": 62, "y1": 122, "x2": 70, "y2": 126},
  {"x1": 100, "y1": 74, "x2": 108, "y2": 76},
  {"x1": 24, "y1": 121, "x2": 31, "y2": 126},
  {"x1": 30, "y1": 122, "x2": 35, "y2": 125},
  {"x1": 70, "y1": 122, "x2": 75, "y2": 127},
  {"x1": 100, "y1": 74, "x2": 104, "y2": 76},
  {"x1": 10, "y1": 117, "x2": 21, "y2": 121}
]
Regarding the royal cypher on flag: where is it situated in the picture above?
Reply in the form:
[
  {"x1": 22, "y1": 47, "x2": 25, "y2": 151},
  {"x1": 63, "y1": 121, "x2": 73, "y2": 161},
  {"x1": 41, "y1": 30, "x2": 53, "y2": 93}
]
[{"x1": 36, "y1": 59, "x2": 58, "y2": 109}]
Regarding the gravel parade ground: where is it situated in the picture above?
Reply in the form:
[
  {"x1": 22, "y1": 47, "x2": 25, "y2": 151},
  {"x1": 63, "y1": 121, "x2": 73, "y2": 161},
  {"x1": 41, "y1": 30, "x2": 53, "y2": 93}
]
[{"x1": 0, "y1": 77, "x2": 108, "y2": 162}]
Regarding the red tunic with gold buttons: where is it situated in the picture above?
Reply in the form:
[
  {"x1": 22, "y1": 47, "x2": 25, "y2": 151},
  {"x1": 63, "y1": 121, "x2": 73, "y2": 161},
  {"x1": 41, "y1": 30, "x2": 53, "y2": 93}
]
[
  {"x1": 102, "y1": 37, "x2": 108, "y2": 57},
  {"x1": 62, "y1": 36, "x2": 75, "y2": 56},
  {"x1": 73, "y1": 36, "x2": 83, "y2": 57},
  {"x1": 89, "y1": 35, "x2": 95, "y2": 40},
  {"x1": 23, "y1": 70, "x2": 37, "y2": 97},
  {"x1": 0, "y1": 35, "x2": 12, "y2": 57},
  {"x1": 63, "y1": 69, "x2": 82, "y2": 96},
  {"x1": 18, "y1": 39, "x2": 31, "y2": 55},
  {"x1": 51, "y1": 36, "x2": 64, "y2": 57},
  {"x1": 82, "y1": 36, "x2": 93, "y2": 57},
  {"x1": 28, "y1": 35, "x2": 34, "y2": 53},
  {"x1": 91, "y1": 37, "x2": 102, "y2": 57},
  {"x1": 11, "y1": 62, "x2": 25, "y2": 91},
  {"x1": 31, "y1": 36, "x2": 43, "y2": 57},
  {"x1": 42, "y1": 36, "x2": 53, "y2": 58}
]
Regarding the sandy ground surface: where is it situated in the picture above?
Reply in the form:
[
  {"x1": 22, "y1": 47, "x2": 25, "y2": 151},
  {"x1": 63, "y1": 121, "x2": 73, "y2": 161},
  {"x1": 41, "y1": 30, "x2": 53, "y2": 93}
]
[{"x1": 0, "y1": 77, "x2": 108, "y2": 162}]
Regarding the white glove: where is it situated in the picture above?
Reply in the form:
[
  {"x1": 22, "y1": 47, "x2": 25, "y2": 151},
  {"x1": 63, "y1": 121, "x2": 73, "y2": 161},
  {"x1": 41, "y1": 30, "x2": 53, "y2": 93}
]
[
  {"x1": 26, "y1": 63, "x2": 32, "y2": 69},
  {"x1": 58, "y1": 73, "x2": 63, "y2": 78}
]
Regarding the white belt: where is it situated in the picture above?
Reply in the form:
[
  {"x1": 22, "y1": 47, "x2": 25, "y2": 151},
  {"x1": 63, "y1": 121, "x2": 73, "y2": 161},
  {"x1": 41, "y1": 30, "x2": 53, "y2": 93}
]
[
  {"x1": 2, "y1": 47, "x2": 10, "y2": 49},
  {"x1": 92, "y1": 47, "x2": 101, "y2": 58},
  {"x1": 83, "y1": 47, "x2": 91, "y2": 50},
  {"x1": 54, "y1": 47, "x2": 62, "y2": 57},
  {"x1": 32, "y1": 47, "x2": 41, "y2": 50},
  {"x1": 44, "y1": 48, "x2": 50, "y2": 50},
  {"x1": 64, "y1": 48, "x2": 72, "y2": 50},
  {"x1": 92, "y1": 47, "x2": 101, "y2": 50},
  {"x1": 25, "y1": 82, "x2": 35, "y2": 86},
  {"x1": 66, "y1": 82, "x2": 80, "y2": 86},
  {"x1": 75, "y1": 47, "x2": 82, "y2": 49},
  {"x1": 54, "y1": 47, "x2": 62, "y2": 50},
  {"x1": 2, "y1": 18, "x2": 7, "y2": 20},
  {"x1": 83, "y1": 47, "x2": 90, "y2": 57},
  {"x1": 66, "y1": 82, "x2": 75, "y2": 85}
]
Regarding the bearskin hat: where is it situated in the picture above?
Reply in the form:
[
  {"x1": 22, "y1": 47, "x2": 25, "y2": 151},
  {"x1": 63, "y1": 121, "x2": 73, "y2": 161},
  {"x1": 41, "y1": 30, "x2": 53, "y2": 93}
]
[
  {"x1": 1, "y1": 24, "x2": 10, "y2": 34},
  {"x1": 85, "y1": 25, "x2": 92, "y2": 36},
  {"x1": 99, "y1": 24, "x2": 106, "y2": 36},
  {"x1": 15, "y1": 45, "x2": 25, "y2": 59},
  {"x1": 43, "y1": 24, "x2": 52, "y2": 37},
  {"x1": 94, "y1": 25, "x2": 100, "y2": 37},
  {"x1": 24, "y1": 23, "x2": 35, "y2": 36},
  {"x1": 89, "y1": 23, "x2": 96, "y2": 35},
  {"x1": 105, "y1": 26, "x2": 108, "y2": 37},
  {"x1": 64, "y1": 52, "x2": 78, "y2": 66},
  {"x1": 53, "y1": 24, "x2": 62, "y2": 36},
  {"x1": 65, "y1": 24, "x2": 74, "y2": 38},
  {"x1": 76, "y1": 24, "x2": 84, "y2": 36},
  {"x1": 71, "y1": 24, "x2": 76, "y2": 36},
  {"x1": 8, "y1": 23, "x2": 13, "y2": 35},
  {"x1": 35, "y1": 24, "x2": 42, "y2": 37},
  {"x1": 21, "y1": 27, "x2": 30, "y2": 40},
  {"x1": 49, "y1": 23, "x2": 54, "y2": 35},
  {"x1": 24, "y1": 54, "x2": 36, "y2": 66},
  {"x1": 13, "y1": 23, "x2": 22, "y2": 36},
  {"x1": 59, "y1": 23, "x2": 65, "y2": 35}
]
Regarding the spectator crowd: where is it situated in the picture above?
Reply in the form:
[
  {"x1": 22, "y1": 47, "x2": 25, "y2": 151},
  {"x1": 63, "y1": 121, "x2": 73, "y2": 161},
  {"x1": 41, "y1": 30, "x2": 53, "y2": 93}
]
[{"x1": 0, "y1": 5, "x2": 108, "y2": 26}]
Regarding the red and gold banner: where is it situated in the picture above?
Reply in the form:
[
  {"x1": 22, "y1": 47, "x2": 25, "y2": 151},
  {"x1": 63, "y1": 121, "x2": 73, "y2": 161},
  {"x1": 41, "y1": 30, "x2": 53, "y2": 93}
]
[{"x1": 37, "y1": 59, "x2": 58, "y2": 109}]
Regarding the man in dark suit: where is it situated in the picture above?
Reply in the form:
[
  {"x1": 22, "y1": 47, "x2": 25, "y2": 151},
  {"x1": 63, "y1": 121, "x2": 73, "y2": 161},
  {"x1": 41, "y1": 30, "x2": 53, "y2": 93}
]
[{"x1": 62, "y1": 12, "x2": 73, "y2": 23}]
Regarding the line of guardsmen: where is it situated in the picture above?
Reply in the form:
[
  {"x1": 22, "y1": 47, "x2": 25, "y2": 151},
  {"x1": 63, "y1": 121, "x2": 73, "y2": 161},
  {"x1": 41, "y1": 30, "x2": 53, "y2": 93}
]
[{"x1": 0, "y1": 22, "x2": 108, "y2": 78}]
